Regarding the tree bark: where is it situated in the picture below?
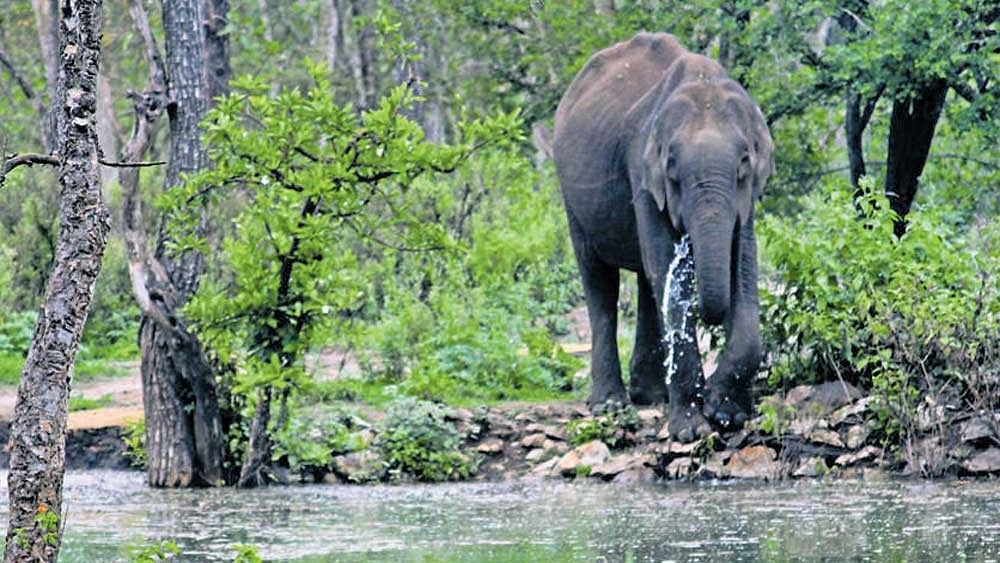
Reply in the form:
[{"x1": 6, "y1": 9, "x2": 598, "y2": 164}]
[
  {"x1": 4, "y1": 0, "x2": 109, "y2": 560},
  {"x1": 134, "y1": 0, "x2": 230, "y2": 488},
  {"x1": 883, "y1": 78, "x2": 949, "y2": 236}
]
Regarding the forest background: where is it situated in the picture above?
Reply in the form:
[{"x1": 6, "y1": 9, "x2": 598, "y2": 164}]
[{"x1": 0, "y1": 0, "x2": 998, "y2": 487}]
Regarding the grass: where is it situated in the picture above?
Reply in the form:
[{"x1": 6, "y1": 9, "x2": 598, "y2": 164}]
[
  {"x1": 304, "y1": 376, "x2": 582, "y2": 409},
  {"x1": 0, "y1": 353, "x2": 132, "y2": 386},
  {"x1": 69, "y1": 393, "x2": 115, "y2": 411}
]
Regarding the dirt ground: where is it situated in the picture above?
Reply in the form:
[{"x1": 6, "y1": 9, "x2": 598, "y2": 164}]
[{"x1": 0, "y1": 366, "x2": 143, "y2": 430}]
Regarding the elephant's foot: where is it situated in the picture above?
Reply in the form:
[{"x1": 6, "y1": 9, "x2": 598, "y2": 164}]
[
  {"x1": 628, "y1": 377, "x2": 668, "y2": 405},
  {"x1": 667, "y1": 403, "x2": 713, "y2": 443},
  {"x1": 587, "y1": 377, "x2": 628, "y2": 412},
  {"x1": 702, "y1": 379, "x2": 751, "y2": 432}
]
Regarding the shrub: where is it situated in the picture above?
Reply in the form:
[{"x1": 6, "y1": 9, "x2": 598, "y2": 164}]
[
  {"x1": 760, "y1": 179, "x2": 1000, "y2": 442},
  {"x1": 272, "y1": 405, "x2": 368, "y2": 475},
  {"x1": 122, "y1": 420, "x2": 147, "y2": 469},
  {"x1": 376, "y1": 397, "x2": 477, "y2": 481},
  {"x1": 565, "y1": 403, "x2": 639, "y2": 448}
]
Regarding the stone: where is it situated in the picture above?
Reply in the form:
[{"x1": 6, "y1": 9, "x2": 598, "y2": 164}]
[
  {"x1": 332, "y1": 451, "x2": 385, "y2": 483},
  {"x1": 636, "y1": 408, "x2": 663, "y2": 426},
  {"x1": 477, "y1": 438, "x2": 505, "y2": 454},
  {"x1": 531, "y1": 457, "x2": 559, "y2": 476},
  {"x1": 786, "y1": 381, "x2": 862, "y2": 413},
  {"x1": 591, "y1": 454, "x2": 644, "y2": 480},
  {"x1": 542, "y1": 439, "x2": 568, "y2": 455},
  {"x1": 793, "y1": 456, "x2": 829, "y2": 478},
  {"x1": 446, "y1": 408, "x2": 473, "y2": 423},
  {"x1": 960, "y1": 417, "x2": 998, "y2": 444},
  {"x1": 514, "y1": 411, "x2": 536, "y2": 423},
  {"x1": 829, "y1": 397, "x2": 870, "y2": 427},
  {"x1": 612, "y1": 466, "x2": 657, "y2": 485},
  {"x1": 520, "y1": 433, "x2": 548, "y2": 449},
  {"x1": 321, "y1": 472, "x2": 342, "y2": 484},
  {"x1": 555, "y1": 440, "x2": 610, "y2": 477},
  {"x1": 664, "y1": 457, "x2": 693, "y2": 479},
  {"x1": 845, "y1": 422, "x2": 873, "y2": 449},
  {"x1": 525, "y1": 423, "x2": 566, "y2": 441},
  {"x1": 525, "y1": 448, "x2": 548, "y2": 462},
  {"x1": 835, "y1": 445, "x2": 881, "y2": 467},
  {"x1": 789, "y1": 417, "x2": 826, "y2": 436},
  {"x1": 807, "y1": 429, "x2": 845, "y2": 448},
  {"x1": 727, "y1": 445, "x2": 780, "y2": 480},
  {"x1": 656, "y1": 422, "x2": 672, "y2": 441},
  {"x1": 963, "y1": 447, "x2": 1000, "y2": 474}
]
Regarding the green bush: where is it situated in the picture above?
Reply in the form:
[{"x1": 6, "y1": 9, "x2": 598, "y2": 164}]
[
  {"x1": 566, "y1": 403, "x2": 639, "y2": 449},
  {"x1": 760, "y1": 179, "x2": 1000, "y2": 439},
  {"x1": 122, "y1": 420, "x2": 147, "y2": 469},
  {"x1": 376, "y1": 397, "x2": 477, "y2": 482},
  {"x1": 346, "y1": 152, "x2": 583, "y2": 404},
  {"x1": 272, "y1": 404, "x2": 368, "y2": 475}
]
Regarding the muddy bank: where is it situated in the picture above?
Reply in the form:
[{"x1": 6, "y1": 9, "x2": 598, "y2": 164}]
[{"x1": 0, "y1": 421, "x2": 133, "y2": 471}]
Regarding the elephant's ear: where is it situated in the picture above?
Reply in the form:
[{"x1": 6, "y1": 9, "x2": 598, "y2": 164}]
[
  {"x1": 640, "y1": 135, "x2": 668, "y2": 213},
  {"x1": 750, "y1": 105, "x2": 774, "y2": 201}
]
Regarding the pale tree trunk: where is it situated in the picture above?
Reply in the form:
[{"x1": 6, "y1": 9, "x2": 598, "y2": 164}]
[
  {"x1": 29, "y1": 0, "x2": 59, "y2": 152},
  {"x1": 129, "y1": 0, "x2": 230, "y2": 488},
  {"x1": 4, "y1": 0, "x2": 110, "y2": 560}
]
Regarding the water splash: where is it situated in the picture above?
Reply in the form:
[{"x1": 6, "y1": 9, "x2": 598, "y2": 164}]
[{"x1": 662, "y1": 235, "x2": 697, "y2": 386}]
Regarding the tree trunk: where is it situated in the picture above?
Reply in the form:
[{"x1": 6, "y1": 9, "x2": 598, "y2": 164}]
[
  {"x1": 137, "y1": 0, "x2": 230, "y2": 488},
  {"x1": 4, "y1": 0, "x2": 109, "y2": 559},
  {"x1": 884, "y1": 78, "x2": 949, "y2": 236},
  {"x1": 29, "y1": 0, "x2": 59, "y2": 152}
]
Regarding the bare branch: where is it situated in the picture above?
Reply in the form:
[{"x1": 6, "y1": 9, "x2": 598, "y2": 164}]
[
  {"x1": 0, "y1": 152, "x2": 60, "y2": 187},
  {"x1": 0, "y1": 47, "x2": 37, "y2": 101}
]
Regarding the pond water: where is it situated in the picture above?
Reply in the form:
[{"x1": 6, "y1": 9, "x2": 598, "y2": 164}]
[{"x1": 1, "y1": 471, "x2": 999, "y2": 561}]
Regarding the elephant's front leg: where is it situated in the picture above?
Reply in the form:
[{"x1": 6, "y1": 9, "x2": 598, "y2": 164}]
[
  {"x1": 703, "y1": 219, "x2": 762, "y2": 430},
  {"x1": 662, "y1": 236, "x2": 712, "y2": 442}
]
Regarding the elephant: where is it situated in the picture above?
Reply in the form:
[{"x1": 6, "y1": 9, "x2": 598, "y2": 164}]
[{"x1": 553, "y1": 32, "x2": 774, "y2": 441}]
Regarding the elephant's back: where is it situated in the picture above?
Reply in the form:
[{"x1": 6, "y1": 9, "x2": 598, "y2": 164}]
[{"x1": 554, "y1": 33, "x2": 685, "y2": 159}]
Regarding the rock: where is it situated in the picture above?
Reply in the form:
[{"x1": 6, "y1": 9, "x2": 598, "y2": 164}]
[
  {"x1": 521, "y1": 433, "x2": 548, "y2": 449},
  {"x1": 835, "y1": 445, "x2": 881, "y2": 467},
  {"x1": 531, "y1": 457, "x2": 558, "y2": 476},
  {"x1": 636, "y1": 408, "x2": 663, "y2": 426},
  {"x1": 960, "y1": 417, "x2": 998, "y2": 444},
  {"x1": 793, "y1": 456, "x2": 829, "y2": 478},
  {"x1": 555, "y1": 440, "x2": 610, "y2": 477},
  {"x1": 591, "y1": 454, "x2": 645, "y2": 480},
  {"x1": 664, "y1": 457, "x2": 694, "y2": 479},
  {"x1": 963, "y1": 447, "x2": 1000, "y2": 474},
  {"x1": 698, "y1": 452, "x2": 730, "y2": 479},
  {"x1": 789, "y1": 417, "x2": 826, "y2": 436},
  {"x1": 723, "y1": 429, "x2": 751, "y2": 449},
  {"x1": 845, "y1": 422, "x2": 873, "y2": 449},
  {"x1": 525, "y1": 423, "x2": 566, "y2": 441},
  {"x1": 321, "y1": 472, "x2": 342, "y2": 484},
  {"x1": 656, "y1": 422, "x2": 672, "y2": 441},
  {"x1": 727, "y1": 445, "x2": 780, "y2": 480},
  {"x1": 525, "y1": 448, "x2": 548, "y2": 462},
  {"x1": 829, "y1": 398, "x2": 870, "y2": 427},
  {"x1": 446, "y1": 408, "x2": 473, "y2": 423},
  {"x1": 542, "y1": 439, "x2": 568, "y2": 455},
  {"x1": 332, "y1": 451, "x2": 385, "y2": 483},
  {"x1": 489, "y1": 420, "x2": 517, "y2": 438},
  {"x1": 807, "y1": 429, "x2": 845, "y2": 448},
  {"x1": 554, "y1": 450, "x2": 581, "y2": 476},
  {"x1": 613, "y1": 466, "x2": 657, "y2": 485},
  {"x1": 786, "y1": 382, "x2": 862, "y2": 413},
  {"x1": 514, "y1": 411, "x2": 535, "y2": 423},
  {"x1": 477, "y1": 438, "x2": 505, "y2": 454}
]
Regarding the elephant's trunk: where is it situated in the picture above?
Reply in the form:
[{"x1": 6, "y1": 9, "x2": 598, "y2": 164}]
[{"x1": 689, "y1": 193, "x2": 734, "y2": 326}]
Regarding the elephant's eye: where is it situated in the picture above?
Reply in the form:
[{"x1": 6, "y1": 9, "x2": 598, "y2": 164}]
[
  {"x1": 666, "y1": 156, "x2": 679, "y2": 184},
  {"x1": 738, "y1": 153, "x2": 751, "y2": 183}
]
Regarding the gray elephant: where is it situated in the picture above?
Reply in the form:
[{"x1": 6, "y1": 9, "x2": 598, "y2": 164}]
[{"x1": 553, "y1": 32, "x2": 774, "y2": 441}]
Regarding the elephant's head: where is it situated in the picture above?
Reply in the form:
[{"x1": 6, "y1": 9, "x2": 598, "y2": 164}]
[{"x1": 639, "y1": 56, "x2": 774, "y2": 326}]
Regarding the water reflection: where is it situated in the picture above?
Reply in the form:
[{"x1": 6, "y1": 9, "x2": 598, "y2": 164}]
[{"x1": 1, "y1": 471, "x2": 998, "y2": 561}]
